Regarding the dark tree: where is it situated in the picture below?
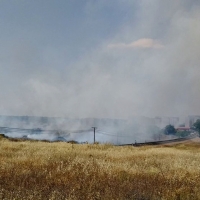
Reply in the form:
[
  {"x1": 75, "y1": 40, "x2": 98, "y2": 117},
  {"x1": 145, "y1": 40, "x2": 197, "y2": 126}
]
[
  {"x1": 193, "y1": 119, "x2": 200, "y2": 137},
  {"x1": 164, "y1": 125, "x2": 176, "y2": 135}
]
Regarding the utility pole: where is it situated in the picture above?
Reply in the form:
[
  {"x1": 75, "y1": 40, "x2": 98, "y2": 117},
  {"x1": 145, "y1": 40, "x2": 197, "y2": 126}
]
[{"x1": 92, "y1": 127, "x2": 97, "y2": 144}]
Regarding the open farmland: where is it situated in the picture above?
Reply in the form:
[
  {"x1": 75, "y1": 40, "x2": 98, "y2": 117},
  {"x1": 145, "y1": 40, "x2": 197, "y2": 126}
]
[{"x1": 0, "y1": 135, "x2": 200, "y2": 199}]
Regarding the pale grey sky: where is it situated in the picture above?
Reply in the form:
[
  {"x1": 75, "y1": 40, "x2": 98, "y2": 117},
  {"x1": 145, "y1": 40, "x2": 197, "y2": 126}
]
[{"x1": 0, "y1": 0, "x2": 200, "y2": 118}]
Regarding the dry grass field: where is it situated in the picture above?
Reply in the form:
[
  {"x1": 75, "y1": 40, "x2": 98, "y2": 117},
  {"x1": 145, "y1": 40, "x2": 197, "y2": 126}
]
[{"x1": 0, "y1": 134, "x2": 200, "y2": 200}]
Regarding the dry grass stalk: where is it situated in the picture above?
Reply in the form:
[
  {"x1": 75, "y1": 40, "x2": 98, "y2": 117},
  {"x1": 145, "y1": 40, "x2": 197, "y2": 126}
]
[{"x1": 0, "y1": 134, "x2": 200, "y2": 199}]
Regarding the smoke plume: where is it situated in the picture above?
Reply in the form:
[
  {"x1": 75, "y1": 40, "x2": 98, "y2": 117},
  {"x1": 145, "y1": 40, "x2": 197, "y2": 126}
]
[{"x1": 0, "y1": 1, "x2": 199, "y2": 142}]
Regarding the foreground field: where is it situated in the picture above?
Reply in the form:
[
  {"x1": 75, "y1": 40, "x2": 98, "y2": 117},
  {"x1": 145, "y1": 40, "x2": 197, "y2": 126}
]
[{"x1": 0, "y1": 135, "x2": 200, "y2": 199}]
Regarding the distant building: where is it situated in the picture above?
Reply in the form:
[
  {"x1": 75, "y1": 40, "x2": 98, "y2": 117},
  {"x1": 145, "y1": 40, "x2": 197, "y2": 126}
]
[
  {"x1": 186, "y1": 115, "x2": 200, "y2": 127},
  {"x1": 176, "y1": 127, "x2": 190, "y2": 131},
  {"x1": 155, "y1": 116, "x2": 179, "y2": 128},
  {"x1": 155, "y1": 117, "x2": 162, "y2": 127},
  {"x1": 169, "y1": 117, "x2": 179, "y2": 127}
]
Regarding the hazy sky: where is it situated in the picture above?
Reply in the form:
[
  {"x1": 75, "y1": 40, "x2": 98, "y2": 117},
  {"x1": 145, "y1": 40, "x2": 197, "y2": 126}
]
[{"x1": 0, "y1": 0, "x2": 200, "y2": 118}]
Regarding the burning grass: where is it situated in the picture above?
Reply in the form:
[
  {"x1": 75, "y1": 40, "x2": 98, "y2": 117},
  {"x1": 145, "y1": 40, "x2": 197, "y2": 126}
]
[{"x1": 0, "y1": 135, "x2": 200, "y2": 199}]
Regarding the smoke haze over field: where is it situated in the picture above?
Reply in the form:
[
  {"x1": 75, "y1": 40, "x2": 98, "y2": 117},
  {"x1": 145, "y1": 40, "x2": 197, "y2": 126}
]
[
  {"x1": 0, "y1": 0, "x2": 200, "y2": 118},
  {"x1": 0, "y1": 115, "x2": 160, "y2": 144}
]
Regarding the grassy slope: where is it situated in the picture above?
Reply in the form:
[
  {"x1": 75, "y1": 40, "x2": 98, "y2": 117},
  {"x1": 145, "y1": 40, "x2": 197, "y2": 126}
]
[{"x1": 0, "y1": 134, "x2": 200, "y2": 199}]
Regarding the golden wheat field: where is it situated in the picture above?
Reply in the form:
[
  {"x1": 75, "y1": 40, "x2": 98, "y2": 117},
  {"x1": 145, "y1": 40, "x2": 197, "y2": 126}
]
[{"x1": 0, "y1": 134, "x2": 200, "y2": 200}]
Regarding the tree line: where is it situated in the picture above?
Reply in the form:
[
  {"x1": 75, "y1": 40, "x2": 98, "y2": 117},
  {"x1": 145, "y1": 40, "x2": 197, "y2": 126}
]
[{"x1": 164, "y1": 119, "x2": 200, "y2": 137}]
